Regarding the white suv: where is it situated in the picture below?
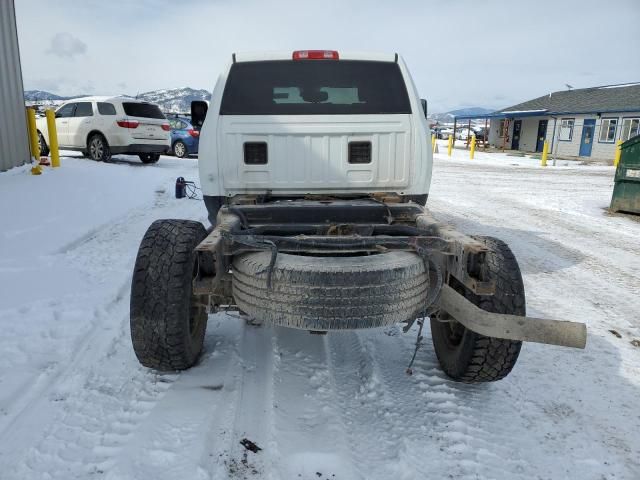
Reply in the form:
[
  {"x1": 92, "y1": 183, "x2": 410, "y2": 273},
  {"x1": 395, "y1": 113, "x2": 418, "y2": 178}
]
[{"x1": 36, "y1": 96, "x2": 171, "y2": 164}]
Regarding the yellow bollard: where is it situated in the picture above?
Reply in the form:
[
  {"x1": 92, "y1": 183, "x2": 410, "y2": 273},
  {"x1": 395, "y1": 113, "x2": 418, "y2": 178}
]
[
  {"x1": 45, "y1": 109, "x2": 60, "y2": 167},
  {"x1": 614, "y1": 139, "x2": 622, "y2": 167},
  {"x1": 470, "y1": 134, "x2": 476, "y2": 159},
  {"x1": 431, "y1": 133, "x2": 436, "y2": 153},
  {"x1": 447, "y1": 135, "x2": 453, "y2": 157},
  {"x1": 26, "y1": 108, "x2": 40, "y2": 160},
  {"x1": 26, "y1": 108, "x2": 42, "y2": 175},
  {"x1": 541, "y1": 140, "x2": 549, "y2": 167}
]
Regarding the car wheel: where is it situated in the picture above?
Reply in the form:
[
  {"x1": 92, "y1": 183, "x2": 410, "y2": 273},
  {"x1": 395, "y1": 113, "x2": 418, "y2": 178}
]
[
  {"x1": 38, "y1": 132, "x2": 50, "y2": 156},
  {"x1": 173, "y1": 141, "x2": 187, "y2": 158},
  {"x1": 139, "y1": 153, "x2": 160, "y2": 164},
  {"x1": 88, "y1": 133, "x2": 111, "y2": 161}
]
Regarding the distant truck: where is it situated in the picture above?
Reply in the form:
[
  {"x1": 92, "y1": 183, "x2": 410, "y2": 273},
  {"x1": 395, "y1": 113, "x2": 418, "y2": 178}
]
[{"x1": 129, "y1": 50, "x2": 586, "y2": 382}]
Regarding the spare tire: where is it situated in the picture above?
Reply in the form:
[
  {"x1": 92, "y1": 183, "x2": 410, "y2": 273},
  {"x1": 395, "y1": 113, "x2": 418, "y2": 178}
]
[{"x1": 232, "y1": 251, "x2": 428, "y2": 330}]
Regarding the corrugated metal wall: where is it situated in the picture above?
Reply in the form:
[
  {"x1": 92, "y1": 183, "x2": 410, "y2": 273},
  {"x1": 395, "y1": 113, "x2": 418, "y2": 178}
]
[{"x1": 0, "y1": 0, "x2": 30, "y2": 172}]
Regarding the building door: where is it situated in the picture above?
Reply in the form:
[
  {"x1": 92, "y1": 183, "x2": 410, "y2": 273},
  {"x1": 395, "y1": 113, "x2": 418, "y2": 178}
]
[
  {"x1": 536, "y1": 120, "x2": 548, "y2": 152},
  {"x1": 579, "y1": 119, "x2": 596, "y2": 157},
  {"x1": 512, "y1": 120, "x2": 522, "y2": 150}
]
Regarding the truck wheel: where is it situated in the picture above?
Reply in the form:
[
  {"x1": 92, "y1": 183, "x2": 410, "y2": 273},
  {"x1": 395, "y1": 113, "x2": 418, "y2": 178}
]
[
  {"x1": 232, "y1": 251, "x2": 428, "y2": 330},
  {"x1": 130, "y1": 219, "x2": 208, "y2": 371},
  {"x1": 430, "y1": 236, "x2": 524, "y2": 383}
]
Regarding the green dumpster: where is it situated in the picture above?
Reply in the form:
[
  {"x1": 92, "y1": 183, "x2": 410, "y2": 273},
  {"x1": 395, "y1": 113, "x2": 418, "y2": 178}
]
[{"x1": 610, "y1": 134, "x2": 640, "y2": 215}]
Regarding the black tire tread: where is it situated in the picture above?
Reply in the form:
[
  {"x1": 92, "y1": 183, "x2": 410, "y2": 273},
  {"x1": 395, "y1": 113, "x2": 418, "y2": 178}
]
[
  {"x1": 232, "y1": 251, "x2": 429, "y2": 330},
  {"x1": 431, "y1": 236, "x2": 524, "y2": 383},
  {"x1": 130, "y1": 219, "x2": 207, "y2": 371}
]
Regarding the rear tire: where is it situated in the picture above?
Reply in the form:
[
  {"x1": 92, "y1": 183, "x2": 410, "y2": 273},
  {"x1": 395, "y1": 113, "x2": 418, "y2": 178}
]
[
  {"x1": 173, "y1": 140, "x2": 188, "y2": 158},
  {"x1": 139, "y1": 153, "x2": 160, "y2": 164},
  {"x1": 430, "y1": 236, "x2": 524, "y2": 383},
  {"x1": 88, "y1": 133, "x2": 111, "y2": 161},
  {"x1": 130, "y1": 219, "x2": 208, "y2": 371}
]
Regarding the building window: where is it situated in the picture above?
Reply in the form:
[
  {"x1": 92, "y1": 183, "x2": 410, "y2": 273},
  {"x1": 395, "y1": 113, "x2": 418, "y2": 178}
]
[
  {"x1": 559, "y1": 118, "x2": 575, "y2": 141},
  {"x1": 599, "y1": 118, "x2": 618, "y2": 143},
  {"x1": 621, "y1": 118, "x2": 640, "y2": 141}
]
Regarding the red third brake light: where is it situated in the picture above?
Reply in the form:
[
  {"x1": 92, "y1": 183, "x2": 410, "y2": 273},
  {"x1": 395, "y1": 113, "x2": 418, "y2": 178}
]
[
  {"x1": 116, "y1": 120, "x2": 139, "y2": 129},
  {"x1": 188, "y1": 129, "x2": 200, "y2": 138},
  {"x1": 292, "y1": 50, "x2": 339, "y2": 60}
]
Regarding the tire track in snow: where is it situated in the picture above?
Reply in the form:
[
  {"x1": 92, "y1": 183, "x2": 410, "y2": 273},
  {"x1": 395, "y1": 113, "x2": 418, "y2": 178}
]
[
  {"x1": 0, "y1": 167, "x2": 207, "y2": 478},
  {"x1": 325, "y1": 329, "x2": 531, "y2": 480},
  {"x1": 363, "y1": 326, "x2": 532, "y2": 480},
  {"x1": 429, "y1": 194, "x2": 640, "y2": 333},
  {"x1": 199, "y1": 321, "x2": 276, "y2": 480},
  {"x1": 268, "y1": 327, "x2": 361, "y2": 480},
  {"x1": 1, "y1": 296, "x2": 180, "y2": 480},
  {"x1": 99, "y1": 314, "x2": 243, "y2": 480},
  {"x1": 0, "y1": 280, "x2": 131, "y2": 457}
]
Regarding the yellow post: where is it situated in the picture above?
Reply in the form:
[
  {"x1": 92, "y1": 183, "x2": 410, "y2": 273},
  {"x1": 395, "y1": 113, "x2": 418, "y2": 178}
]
[
  {"x1": 26, "y1": 108, "x2": 42, "y2": 175},
  {"x1": 541, "y1": 140, "x2": 549, "y2": 167},
  {"x1": 614, "y1": 139, "x2": 623, "y2": 167},
  {"x1": 447, "y1": 134, "x2": 453, "y2": 157},
  {"x1": 45, "y1": 109, "x2": 60, "y2": 167},
  {"x1": 470, "y1": 134, "x2": 476, "y2": 159},
  {"x1": 431, "y1": 133, "x2": 436, "y2": 153},
  {"x1": 26, "y1": 108, "x2": 40, "y2": 160}
]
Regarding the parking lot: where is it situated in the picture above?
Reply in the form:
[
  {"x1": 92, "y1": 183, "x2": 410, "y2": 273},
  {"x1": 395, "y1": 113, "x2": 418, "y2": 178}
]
[{"x1": 0, "y1": 151, "x2": 638, "y2": 480}]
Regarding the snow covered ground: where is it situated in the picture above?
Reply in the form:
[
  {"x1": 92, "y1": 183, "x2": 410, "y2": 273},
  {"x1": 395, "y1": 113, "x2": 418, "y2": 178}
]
[{"x1": 0, "y1": 149, "x2": 638, "y2": 480}]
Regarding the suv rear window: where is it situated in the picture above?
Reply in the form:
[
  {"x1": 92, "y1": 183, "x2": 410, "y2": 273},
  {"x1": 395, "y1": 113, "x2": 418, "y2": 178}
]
[
  {"x1": 122, "y1": 102, "x2": 165, "y2": 119},
  {"x1": 220, "y1": 60, "x2": 412, "y2": 115}
]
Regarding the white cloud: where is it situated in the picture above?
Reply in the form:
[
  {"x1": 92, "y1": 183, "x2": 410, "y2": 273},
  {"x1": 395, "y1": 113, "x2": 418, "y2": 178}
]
[{"x1": 46, "y1": 32, "x2": 87, "y2": 59}]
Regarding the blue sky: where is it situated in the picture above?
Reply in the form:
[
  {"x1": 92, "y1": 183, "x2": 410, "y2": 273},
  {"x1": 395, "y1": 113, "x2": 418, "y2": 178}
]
[{"x1": 14, "y1": 0, "x2": 640, "y2": 113}]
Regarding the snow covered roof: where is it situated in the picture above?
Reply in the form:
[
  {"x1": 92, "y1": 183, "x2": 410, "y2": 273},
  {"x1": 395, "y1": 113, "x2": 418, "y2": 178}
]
[{"x1": 499, "y1": 82, "x2": 640, "y2": 115}]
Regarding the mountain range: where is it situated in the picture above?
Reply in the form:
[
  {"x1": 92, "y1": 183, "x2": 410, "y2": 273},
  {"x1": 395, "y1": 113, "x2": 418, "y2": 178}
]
[
  {"x1": 24, "y1": 87, "x2": 211, "y2": 113},
  {"x1": 24, "y1": 88, "x2": 493, "y2": 119}
]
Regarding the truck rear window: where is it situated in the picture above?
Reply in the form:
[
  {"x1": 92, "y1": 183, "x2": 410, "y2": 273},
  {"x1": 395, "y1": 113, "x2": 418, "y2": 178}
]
[
  {"x1": 122, "y1": 102, "x2": 165, "y2": 119},
  {"x1": 220, "y1": 60, "x2": 412, "y2": 115}
]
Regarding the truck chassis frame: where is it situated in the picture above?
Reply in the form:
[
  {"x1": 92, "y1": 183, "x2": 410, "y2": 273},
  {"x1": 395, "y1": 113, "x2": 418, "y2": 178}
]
[{"x1": 193, "y1": 197, "x2": 586, "y2": 349}]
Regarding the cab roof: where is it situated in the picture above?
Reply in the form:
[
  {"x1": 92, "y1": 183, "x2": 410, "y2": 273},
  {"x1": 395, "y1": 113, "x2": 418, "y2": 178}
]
[{"x1": 232, "y1": 51, "x2": 398, "y2": 63}]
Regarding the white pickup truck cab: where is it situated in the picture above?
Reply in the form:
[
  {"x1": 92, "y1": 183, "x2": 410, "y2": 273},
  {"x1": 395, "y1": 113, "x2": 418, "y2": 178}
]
[
  {"x1": 196, "y1": 50, "x2": 432, "y2": 221},
  {"x1": 129, "y1": 50, "x2": 586, "y2": 381}
]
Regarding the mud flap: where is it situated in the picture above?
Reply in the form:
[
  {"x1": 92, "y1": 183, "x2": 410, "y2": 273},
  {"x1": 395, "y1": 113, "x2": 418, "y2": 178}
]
[{"x1": 437, "y1": 284, "x2": 587, "y2": 349}]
